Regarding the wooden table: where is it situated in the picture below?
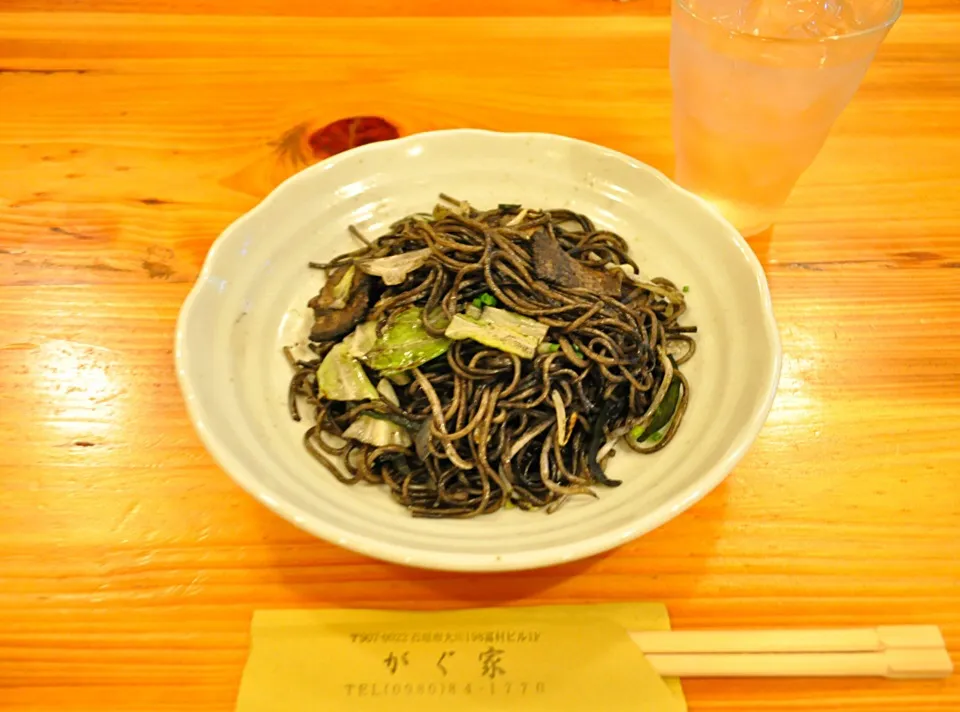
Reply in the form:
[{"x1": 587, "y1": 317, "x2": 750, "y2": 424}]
[{"x1": 1, "y1": 1, "x2": 958, "y2": 710}]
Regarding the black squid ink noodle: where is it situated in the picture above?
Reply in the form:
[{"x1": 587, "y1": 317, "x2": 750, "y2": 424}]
[{"x1": 284, "y1": 195, "x2": 696, "y2": 518}]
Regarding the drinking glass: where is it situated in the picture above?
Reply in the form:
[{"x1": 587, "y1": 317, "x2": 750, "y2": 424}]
[{"x1": 670, "y1": 0, "x2": 903, "y2": 235}]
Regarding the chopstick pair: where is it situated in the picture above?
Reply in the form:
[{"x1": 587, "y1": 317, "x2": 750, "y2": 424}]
[{"x1": 629, "y1": 625, "x2": 953, "y2": 679}]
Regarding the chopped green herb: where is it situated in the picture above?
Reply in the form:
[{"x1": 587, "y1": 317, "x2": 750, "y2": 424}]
[
  {"x1": 471, "y1": 292, "x2": 498, "y2": 309},
  {"x1": 537, "y1": 342, "x2": 584, "y2": 357},
  {"x1": 682, "y1": 285, "x2": 690, "y2": 293}
]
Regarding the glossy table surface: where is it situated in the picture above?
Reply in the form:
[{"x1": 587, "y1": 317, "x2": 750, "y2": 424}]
[{"x1": 1, "y1": 2, "x2": 958, "y2": 710}]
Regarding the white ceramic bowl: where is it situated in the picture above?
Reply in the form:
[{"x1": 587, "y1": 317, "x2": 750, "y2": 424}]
[{"x1": 176, "y1": 129, "x2": 781, "y2": 572}]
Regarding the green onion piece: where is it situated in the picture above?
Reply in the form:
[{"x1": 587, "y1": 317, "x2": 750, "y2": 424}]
[{"x1": 632, "y1": 377, "x2": 682, "y2": 442}]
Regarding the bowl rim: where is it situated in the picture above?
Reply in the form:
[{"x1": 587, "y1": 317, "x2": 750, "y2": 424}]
[{"x1": 175, "y1": 128, "x2": 782, "y2": 572}]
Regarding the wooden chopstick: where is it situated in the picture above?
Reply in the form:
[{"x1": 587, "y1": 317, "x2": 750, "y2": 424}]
[
  {"x1": 629, "y1": 626, "x2": 953, "y2": 680},
  {"x1": 644, "y1": 649, "x2": 953, "y2": 679},
  {"x1": 630, "y1": 625, "x2": 946, "y2": 654}
]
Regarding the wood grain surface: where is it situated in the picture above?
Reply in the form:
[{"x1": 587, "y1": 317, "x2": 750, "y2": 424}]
[{"x1": 1, "y1": 3, "x2": 958, "y2": 711}]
